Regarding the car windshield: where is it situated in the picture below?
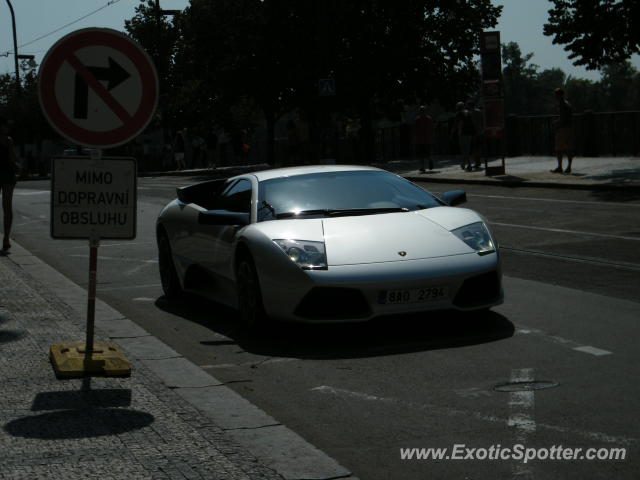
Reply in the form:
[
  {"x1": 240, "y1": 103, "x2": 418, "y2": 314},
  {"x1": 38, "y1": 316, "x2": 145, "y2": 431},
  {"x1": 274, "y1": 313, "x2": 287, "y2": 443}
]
[{"x1": 257, "y1": 170, "x2": 442, "y2": 222}]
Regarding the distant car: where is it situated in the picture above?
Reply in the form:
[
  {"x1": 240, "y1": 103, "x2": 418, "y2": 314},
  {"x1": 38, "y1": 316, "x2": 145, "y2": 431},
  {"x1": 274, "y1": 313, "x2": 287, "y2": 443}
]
[{"x1": 156, "y1": 165, "x2": 502, "y2": 328}]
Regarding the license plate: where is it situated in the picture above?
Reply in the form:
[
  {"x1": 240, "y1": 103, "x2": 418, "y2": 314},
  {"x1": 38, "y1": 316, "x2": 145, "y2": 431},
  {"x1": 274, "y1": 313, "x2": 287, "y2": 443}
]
[{"x1": 379, "y1": 286, "x2": 449, "y2": 305}]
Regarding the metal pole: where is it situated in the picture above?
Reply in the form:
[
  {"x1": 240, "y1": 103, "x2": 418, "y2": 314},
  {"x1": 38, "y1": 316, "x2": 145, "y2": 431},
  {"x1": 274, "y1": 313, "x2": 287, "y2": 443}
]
[
  {"x1": 85, "y1": 235, "x2": 99, "y2": 362},
  {"x1": 5, "y1": 0, "x2": 20, "y2": 95}
]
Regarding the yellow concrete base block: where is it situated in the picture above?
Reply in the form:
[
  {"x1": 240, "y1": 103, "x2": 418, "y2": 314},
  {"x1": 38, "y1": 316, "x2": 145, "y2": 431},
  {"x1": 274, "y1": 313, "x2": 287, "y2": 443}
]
[{"x1": 50, "y1": 342, "x2": 131, "y2": 378}]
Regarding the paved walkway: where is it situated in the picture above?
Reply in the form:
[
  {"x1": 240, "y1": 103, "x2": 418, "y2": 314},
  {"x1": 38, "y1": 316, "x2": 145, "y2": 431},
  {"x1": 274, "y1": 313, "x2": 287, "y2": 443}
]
[
  {"x1": 0, "y1": 243, "x2": 353, "y2": 480},
  {"x1": 140, "y1": 155, "x2": 640, "y2": 191},
  {"x1": 380, "y1": 155, "x2": 640, "y2": 190},
  {"x1": 0, "y1": 253, "x2": 282, "y2": 480}
]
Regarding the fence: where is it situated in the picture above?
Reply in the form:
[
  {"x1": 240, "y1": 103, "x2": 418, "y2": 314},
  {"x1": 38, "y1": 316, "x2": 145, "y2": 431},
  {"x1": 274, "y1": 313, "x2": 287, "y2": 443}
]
[
  {"x1": 507, "y1": 110, "x2": 640, "y2": 157},
  {"x1": 23, "y1": 110, "x2": 639, "y2": 177},
  {"x1": 376, "y1": 110, "x2": 640, "y2": 162}
]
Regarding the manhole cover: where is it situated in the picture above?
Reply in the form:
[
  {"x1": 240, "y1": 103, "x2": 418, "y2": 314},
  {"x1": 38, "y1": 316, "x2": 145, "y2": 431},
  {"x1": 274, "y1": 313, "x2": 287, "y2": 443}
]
[{"x1": 493, "y1": 380, "x2": 559, "y2": 392}]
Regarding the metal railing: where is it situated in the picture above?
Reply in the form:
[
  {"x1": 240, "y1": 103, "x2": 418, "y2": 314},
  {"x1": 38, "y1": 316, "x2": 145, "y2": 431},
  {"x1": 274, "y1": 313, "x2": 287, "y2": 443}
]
[
  {"x1": 375, "y1": 110, "x2": 640, "y2": 161},
  {"x1": 506, "y1": 110, "x2": 640, "y2": 157}
]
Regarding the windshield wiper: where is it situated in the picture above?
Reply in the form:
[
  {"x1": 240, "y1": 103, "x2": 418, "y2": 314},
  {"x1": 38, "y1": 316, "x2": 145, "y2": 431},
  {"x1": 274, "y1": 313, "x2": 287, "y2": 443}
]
[
  {"x1": 276, "y1": 209, "x2": 331, "y2": 219},
  {"x1": 276, "y1": 207, "x2": 408, "y2": 219},
  {"x1": 326, "y1": 207, "x2": 409, "y2": 216},
  {"x1": 258, "y1": 200, "x2": 276, "y2": 217}
]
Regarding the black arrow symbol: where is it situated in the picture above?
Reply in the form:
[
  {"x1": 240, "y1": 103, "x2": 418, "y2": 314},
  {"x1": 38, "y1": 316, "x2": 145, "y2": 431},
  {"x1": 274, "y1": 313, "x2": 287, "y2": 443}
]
[{"x1": 73, "y1": 57, "x2": 131, "y2": 119}]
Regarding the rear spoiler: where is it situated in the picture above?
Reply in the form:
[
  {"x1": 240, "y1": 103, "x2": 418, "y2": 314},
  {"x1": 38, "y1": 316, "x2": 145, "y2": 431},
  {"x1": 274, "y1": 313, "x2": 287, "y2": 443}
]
[{"x1": 176, "y1": 179, "x2": 227, "y2": 209}]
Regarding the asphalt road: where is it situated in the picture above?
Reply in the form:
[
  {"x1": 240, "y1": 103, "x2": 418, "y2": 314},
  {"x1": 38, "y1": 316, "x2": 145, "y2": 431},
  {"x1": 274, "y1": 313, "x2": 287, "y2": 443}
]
[{"x1": 10, "y1": 176, "x2": 640, "y2": 479}]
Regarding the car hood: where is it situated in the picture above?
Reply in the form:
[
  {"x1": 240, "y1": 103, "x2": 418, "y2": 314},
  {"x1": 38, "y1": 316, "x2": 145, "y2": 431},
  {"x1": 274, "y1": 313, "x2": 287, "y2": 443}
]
[
  {"x1": 322, "y1": 208, "x2": 478, "y2": 265},
  {"x1": 252, "y1": 207, "x2": 482, "y2": 266}
]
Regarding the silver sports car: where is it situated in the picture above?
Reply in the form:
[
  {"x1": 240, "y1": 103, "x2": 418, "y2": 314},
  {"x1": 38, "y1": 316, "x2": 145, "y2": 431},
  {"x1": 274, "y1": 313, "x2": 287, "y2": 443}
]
[{"x1": 156, "y1": 165, "x2": 502, "y2": 327}]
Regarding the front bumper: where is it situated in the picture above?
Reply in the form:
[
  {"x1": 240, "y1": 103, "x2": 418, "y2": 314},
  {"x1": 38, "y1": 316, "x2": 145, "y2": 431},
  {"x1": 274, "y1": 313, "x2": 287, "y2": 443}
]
[{"x1": 259, "y1": 252, "x2": 502, "y2": 323}]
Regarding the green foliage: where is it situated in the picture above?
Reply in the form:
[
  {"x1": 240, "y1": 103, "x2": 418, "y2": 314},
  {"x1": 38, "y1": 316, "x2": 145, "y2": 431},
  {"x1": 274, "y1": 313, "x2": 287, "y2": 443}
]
[
  {"x1": 502, "y1": 42, "x2": 541, "y2": 115},
  {"x1": 153, "y1": 0, "x2": 502, "y2": 162},
  {"x1": 501, "y1": 42, "x2": 566, "y2": 115},
  {"x1": 564, "y1": 76, "x2": 604, "y2": 112},
  {"x1": 544, "y1": 0, "x2": 640, "y2": 70},
  {"x1": 599, "y1": 62, "x2": 640, "y2": 111},
  {"x1": 0, "y1": 63, "x2": 54, "y2": 145},
  {"x1": 501, "y1": 41, "x2": 639, "y2": 115},
  {"x1": 169, "y1": 1, "x2": 502, "y2": 123},
  {"x1": 124, "y1": 0, "x2": 181, "y2": 126}
]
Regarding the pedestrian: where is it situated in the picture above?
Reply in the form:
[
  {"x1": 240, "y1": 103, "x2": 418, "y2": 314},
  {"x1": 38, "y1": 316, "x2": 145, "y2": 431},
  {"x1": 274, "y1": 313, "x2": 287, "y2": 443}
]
[
  {"x1": 173, "y1": 129, "x2": 186, "y2": 170},
  {"x1": 551, "y1": 88, "x2": 574, "y2": 173},
  {"x1": 297, "y1": 111, "x2": 311, "y2": 162},
  {"x1": 205, "y1": 128, "x2": 218, "y2": 169},
  {"x1": 345, "y1": 115, "x2": 361, "y2": 163},
  {"x1": 466, "y1": 100, "x2": 483, "y2": 169},
  {"x1": 286, "y1": 119, "x2": 300, "y2": 165},
  {"x1": 239, "y1": 129, "x2": 251, "y2": 163},
  {"x1": 191, "y1": 133, "x2": 205, "y2": 168},
  {"x1": 452, "y1": 101, "x2": 476, "y2": 171},
  {"x1": 414, "y1": 106, "x2": 434, "y2": 173},
  {"x1": 217, "y1": 129, "x2": 230, "y2": 167},
  {"x1": 0, "y1": 117, "x2": 20, "y2": 252}
]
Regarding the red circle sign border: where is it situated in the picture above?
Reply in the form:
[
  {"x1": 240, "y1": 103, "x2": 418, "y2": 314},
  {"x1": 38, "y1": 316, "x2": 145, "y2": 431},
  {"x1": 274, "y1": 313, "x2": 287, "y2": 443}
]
[{"x1": 39, "y1": 28, "x2": 158, "y2": 149}]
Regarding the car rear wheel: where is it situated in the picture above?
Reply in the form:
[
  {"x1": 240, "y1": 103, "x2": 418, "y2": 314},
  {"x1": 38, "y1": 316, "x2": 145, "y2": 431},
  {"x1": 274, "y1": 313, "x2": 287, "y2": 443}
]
[
  {"x1": 236, "y1": 256, "x2": 266, "y2": 332},
  {"x1": 158, "y1": 232, "x2": 182, "y2": 298}
]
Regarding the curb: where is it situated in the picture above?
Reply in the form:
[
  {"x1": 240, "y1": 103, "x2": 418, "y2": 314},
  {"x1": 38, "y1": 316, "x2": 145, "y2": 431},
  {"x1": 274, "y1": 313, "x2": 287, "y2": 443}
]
[
  {"x1": 403, "y1": 175, "x2": 640, "y2": 192},
  {"x1": 4, "y1": 240, "x2": 357, "y2": 480}
]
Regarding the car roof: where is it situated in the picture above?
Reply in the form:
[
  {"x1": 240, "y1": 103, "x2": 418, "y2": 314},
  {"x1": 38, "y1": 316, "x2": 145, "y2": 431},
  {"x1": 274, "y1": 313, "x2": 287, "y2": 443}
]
[{"x1": 241, "y1": 164, "x2": 385, "y2": 182}]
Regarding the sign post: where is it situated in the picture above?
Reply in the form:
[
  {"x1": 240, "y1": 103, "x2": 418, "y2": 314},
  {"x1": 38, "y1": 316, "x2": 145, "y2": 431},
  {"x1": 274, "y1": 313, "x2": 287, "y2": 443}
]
[
  {"x1": 85, "y1": 234, "x2": 99, "y2": 362},
  {"x1": 480, "y1": 31, "x2": 506, "y2": 176},
  {"x1": 40, "y1": 28, "x2": 158, "y2": 377},
  {"x1": 49, "y1": 154, "x2": 138, "y2": 376}
]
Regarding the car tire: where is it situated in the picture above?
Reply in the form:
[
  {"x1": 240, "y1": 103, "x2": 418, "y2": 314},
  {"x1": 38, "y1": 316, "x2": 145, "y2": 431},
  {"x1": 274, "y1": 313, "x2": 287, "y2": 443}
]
[
  {"x1": 236, "y1": 256, "x2": 267, "y2": 332},
  {"x1": 158, "y1": 232, "x2": 182, "y2": 298}
]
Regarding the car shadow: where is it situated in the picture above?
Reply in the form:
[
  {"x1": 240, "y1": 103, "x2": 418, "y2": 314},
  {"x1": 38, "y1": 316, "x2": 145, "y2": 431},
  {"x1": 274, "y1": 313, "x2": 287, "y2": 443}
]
[
  {"x1": 156, "y1": 293, "x2": 514, "y2": 360},
  {"x1": 589, "y1": 188, "x2": 640, "y2": 202}
]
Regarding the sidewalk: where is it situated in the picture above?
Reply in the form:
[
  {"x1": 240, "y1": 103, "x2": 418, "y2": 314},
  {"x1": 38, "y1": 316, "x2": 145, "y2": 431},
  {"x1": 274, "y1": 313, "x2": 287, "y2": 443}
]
[
  {"x1": 0, "y1": 243, "x2": 353, "y2": 480},
  {"x1": 133, "y1": 155, "x2": 640, "y2": 191},
  {"x1": 388, "y1": 155, "x2": 640, "y2": 190}
]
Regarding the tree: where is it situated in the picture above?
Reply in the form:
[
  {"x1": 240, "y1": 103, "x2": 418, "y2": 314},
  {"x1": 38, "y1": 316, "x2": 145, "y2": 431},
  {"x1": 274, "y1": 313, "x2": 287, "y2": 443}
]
[
  {"x1": 176, "y1": 0, "x2": 316, "y2": 164},
  {"x1": 501, "y1": 42, "x2": 541, "y2": 115},
  {"x1": 124, "y1": 1, "x2": 181, "y2": 129},
  {"x1": 500, "y1": 41, "x2": 638, "y2": 115},
  {"x1": 544, "y1": 0, "x2": 640, "y2": 70},
  {"x1": 598, "y1": 61, "x2": 640, "y2": 111},
  {"x1": 326, "y1": 1, "x2": 502, "y2": 159},
  {"x1": 535, "y1": 67, "x2": 567, "y2": 113},
  {"x1": 563, "y1": 76, "x2": 604, "y2": 113},
  {"x1": 0, "y1": 62, "x2": 54, "y2": 149},
  {"x1": 175, "y1": 0, "x2": 502, "y2": 164}
]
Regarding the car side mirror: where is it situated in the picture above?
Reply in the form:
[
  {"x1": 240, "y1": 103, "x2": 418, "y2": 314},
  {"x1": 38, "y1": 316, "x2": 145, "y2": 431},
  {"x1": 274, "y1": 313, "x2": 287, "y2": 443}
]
[
  {"x1": 198, "y1": 210, "x2": 250, "y2": 226},
  {"x1": 440, "y1": 190, "x2": 467, "y2": 206}
]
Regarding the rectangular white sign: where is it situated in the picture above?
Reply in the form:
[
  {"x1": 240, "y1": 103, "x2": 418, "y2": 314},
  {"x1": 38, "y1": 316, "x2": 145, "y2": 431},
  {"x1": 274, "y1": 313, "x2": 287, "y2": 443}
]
[{"x1": 51, "y1": 156, "x2": 137, "y2": 239}]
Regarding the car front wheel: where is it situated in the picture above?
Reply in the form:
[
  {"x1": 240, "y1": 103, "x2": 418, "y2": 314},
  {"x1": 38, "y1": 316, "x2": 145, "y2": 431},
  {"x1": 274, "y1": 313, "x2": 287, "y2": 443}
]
[
  {"x1": 236, "y1": 256, "x2": 266, "y2": 332},
  {"x1": 158, "y1": 232, "x2": 182, "y2": 298}
]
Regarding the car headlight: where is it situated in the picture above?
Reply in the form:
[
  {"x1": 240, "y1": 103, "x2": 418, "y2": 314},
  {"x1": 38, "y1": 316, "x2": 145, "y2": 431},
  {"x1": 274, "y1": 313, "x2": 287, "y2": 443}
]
[
  {"x1": 451, "y1": 222, "x2": 496, "y2": 255},
  {"x1": 273, "y1": 239, "x2": 328, "y2": 270}
]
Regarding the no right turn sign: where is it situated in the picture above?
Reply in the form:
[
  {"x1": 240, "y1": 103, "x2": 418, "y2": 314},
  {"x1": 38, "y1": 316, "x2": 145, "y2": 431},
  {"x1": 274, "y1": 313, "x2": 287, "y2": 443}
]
[{"x1": 38, "y1": 28, "x2": 158, "y2": 149}]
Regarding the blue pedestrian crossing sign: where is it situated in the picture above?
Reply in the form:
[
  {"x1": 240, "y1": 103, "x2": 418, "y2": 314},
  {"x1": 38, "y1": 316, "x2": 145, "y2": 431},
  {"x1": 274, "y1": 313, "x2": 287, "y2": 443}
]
[{"x1": 318, "y1": 78, "x2": 336, "y2": 96}]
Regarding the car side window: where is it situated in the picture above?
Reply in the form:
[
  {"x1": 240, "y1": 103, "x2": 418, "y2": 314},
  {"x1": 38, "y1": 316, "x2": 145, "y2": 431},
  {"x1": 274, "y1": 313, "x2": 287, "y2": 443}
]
[{"x1": 217, "y1": 179, "x2": 252, "y2": 213}]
